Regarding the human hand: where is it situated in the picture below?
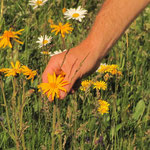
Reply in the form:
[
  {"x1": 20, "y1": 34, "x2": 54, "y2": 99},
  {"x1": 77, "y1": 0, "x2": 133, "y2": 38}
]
[{"x1": 42, "y1": 43, "x2": 101, "y2": 100}]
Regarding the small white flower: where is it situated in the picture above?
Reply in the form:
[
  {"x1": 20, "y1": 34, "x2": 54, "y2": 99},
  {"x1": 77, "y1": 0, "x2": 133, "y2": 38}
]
[
  {"x1": 96, "y1": 63, "x2": 107, "y2": 72},
  {"x1": 36, "y1": 35, "x2": 52, "y2": 48},
  {"x1": 64, "y1": 6, "x2": 87, "y2": 22},
  {"x1": 29, "y1": 0, "x2": 48, "y2": 9},
  {"x1": 50, "y1": 49, "x2": 67, "y2": 57}
]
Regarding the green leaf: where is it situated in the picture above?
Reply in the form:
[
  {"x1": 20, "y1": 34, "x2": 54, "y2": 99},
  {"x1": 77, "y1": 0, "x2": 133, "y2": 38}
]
[{"x1": 132, "y1": 100, "x2": 145, "y2": 121}]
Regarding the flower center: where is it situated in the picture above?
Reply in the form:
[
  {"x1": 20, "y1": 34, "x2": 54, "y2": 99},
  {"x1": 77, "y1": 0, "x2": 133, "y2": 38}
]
[
  {"x1": 72, "y1": 13, "x2": 79, "y2": 18},
  {"x1": 36, "y1": 0, "x2": 42, "y2": 5},
  {"x1": 43, "y1": 40, "x2": 48, "y2": 45},
  {"x1": 50, "y1": 83, "x2": 57, "y2": 89}
]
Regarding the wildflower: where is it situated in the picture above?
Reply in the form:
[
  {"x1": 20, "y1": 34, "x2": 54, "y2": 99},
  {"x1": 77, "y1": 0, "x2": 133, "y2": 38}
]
[
  {"x1": 21, "y1": 66, "x2": 37, "y2": 82},
  {"x1": 0, "y1": 29, "x2": 24, "y2": 48},
  {"x1": 3, "y1": 61, "x2": 22, "y2": 77},
  {"x1": 41, "y1": 51, "x2": 51, "y2": 55},
  {"x1": 107, "y1": 65, "x2": 118, "y2": 75},
  {"x1": 29, "y1": 0, "x2": 48, "y2": 9},
  {"x1": 93, "y1": 81, "x2": 107, "y2": 90},
  {"x1": 62, "y1": 8, "x2": 67, "y2": 13},
  {"x1": 97, "y1": 63, "x2": 109, "y2": 73},
  {"x1": 64, "y1": 6, "x2": 87, "y2": 22},
  {"x1": 50, "y1": 22, "x2": 73, "y2": 38},
  {"x1": 98, "y1": 100, "x2": 110, "y2": 115},
  {"x1": 36, "y1": 35, "x2": 52, "y2": 48},
  {"x1": 38, "y1": 72, "x2": 69, "y2": 101},
  {"x1": 80, "y1": 80, "x2": 92, "y2": 91}
]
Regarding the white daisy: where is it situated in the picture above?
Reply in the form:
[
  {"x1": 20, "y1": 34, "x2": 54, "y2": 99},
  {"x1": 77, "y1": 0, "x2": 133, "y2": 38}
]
[
  {"x1": 64, "y1": 6, "x2": 87, "y2": 22},
  {"x1": 29, "y1": 0, "x2": 48, "y2": 9},
  {"x1": 36, "y1": 35, "x2": 52, "y2": 48}
]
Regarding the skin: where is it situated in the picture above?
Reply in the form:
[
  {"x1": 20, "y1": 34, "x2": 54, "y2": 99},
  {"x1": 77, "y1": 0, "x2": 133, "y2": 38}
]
[{"x1": 42, "y1": 0, "x2": 150, "y2": 100}]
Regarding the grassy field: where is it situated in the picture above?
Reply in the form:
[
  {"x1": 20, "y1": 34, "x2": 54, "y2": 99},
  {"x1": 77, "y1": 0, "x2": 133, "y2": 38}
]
[{"x1": 0, "y1": 0, "x2": 150, "y2": 149}]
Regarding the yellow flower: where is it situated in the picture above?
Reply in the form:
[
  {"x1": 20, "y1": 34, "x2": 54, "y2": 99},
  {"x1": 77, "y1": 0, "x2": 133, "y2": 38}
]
[
  {"x1": 50, "y1": 22, "x2": 73, "y2": 38},
  {"x1": 62, "y1": 8, "x2": 67, "y2": 13},
  {"x1": 97, "y1": 64, "x2": 110, "y2": 73},
  {"x1": 21, "y1": 66, "x2": 37, "y2": 82},
  {"x1": 80, "y1": 80, "x2": 92, "y2": 91},
  {"x1": 38, "y1": 72, "x2": 69, "y2": 101},
  {"x1": 98, "y1": 100, "x2": 110, "y2": 115},
  {"x1": 93, "y1": 81, "x2": 107, "y2": 90},
  {"x1": 0, "y1": 28, "x2": 24, "y2": 48},
  {"x1": 3, "y1": 61, "x2": 22, "y2": 77},
  {"x1": 107, "y1": 65, "x2": 118, "y2": 74}
]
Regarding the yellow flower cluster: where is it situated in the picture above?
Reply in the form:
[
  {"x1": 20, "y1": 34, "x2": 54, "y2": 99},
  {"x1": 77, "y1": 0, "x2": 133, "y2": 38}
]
[
  {"x1": 98, "y1": 100, "x2": 110, "y2": 115},
  {"x1": 0, "y1": 61, "x2": 37, "y2": 81},
  {"x1": 38, "y1": 72, "x2": 69, "y2": 101},
  {"x1": 97, "y1": 64, "x2": 122, "y2": 76},
  {"x1": 80, "y1": 80, "x2": 107, "y2": 91}
]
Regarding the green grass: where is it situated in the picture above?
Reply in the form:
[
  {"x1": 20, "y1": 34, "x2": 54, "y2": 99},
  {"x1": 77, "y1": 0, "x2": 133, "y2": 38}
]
[{"x1": 0, "y1": 0, "x2": 150, "y2": 149}]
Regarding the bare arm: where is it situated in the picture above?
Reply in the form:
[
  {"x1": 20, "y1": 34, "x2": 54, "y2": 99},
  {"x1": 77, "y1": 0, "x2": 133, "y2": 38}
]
[
  {"x1": 80, "y1": 0, "x2": 150, "y2": 61},
  {"x1": 42, "y1": 0, "x2": 150, "y2": 100}
]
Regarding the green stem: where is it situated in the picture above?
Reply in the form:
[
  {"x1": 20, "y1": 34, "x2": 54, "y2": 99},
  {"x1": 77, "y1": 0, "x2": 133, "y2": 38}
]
[
  {"x1": 56, "y1": 102, "x2": 62, "y2": 150},
  {"x1": 20, "y1": 80, "x2": 26, "y2": 150},
  {"x1": 51, "y1": 103, "x2": 56, "y2": 150},
  {"x1": 61, "y1": 35, "x2": 66, "y2": 50},
  {"x1": 12, "y1": 78, "x2": 20, "y2": 150},
  {"x1": 0, "y1": 79, "x2": 15, "y2": 140},
  {"x1": 0, "y1": 0, "x2": 3, "y2": 19}
]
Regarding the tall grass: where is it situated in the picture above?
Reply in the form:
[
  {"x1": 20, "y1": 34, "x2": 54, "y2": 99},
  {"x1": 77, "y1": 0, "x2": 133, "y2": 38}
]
[{"x1": 0, "y1": 0, "x2": 150, "y2": 149}]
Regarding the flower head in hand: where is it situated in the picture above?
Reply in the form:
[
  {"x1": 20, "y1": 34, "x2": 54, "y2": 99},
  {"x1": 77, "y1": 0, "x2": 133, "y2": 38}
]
[{"x1": 38, "y1": 72, "x2": 69, "y2": 101}]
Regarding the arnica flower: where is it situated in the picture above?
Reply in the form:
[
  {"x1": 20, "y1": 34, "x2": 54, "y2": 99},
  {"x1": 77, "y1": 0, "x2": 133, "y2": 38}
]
[
  {"x1": 0, "y1": 29, "x2": 24, "y2": 48},
  {"x1": 106, "y1": 65, "x2": 118, "y2": 74},
  {"x1": 50, "y1": 22, "x2": 73, "y2": 38},
  {"x1": 80, "y1": 80, "x2": 92, "y2": 91},
  {"x1": 29, "y1": 0, "x2": 48, "y2": 9},
  {"x1": 38, "y1": 72, "x2": 69, "y2": 101},
  {"x1": 21, "y1": 66, "x2": 37, "y2": 82},
  {"x1": 36, "y1": 35, "x2": 52, "y2": 48},
  {"x1": 97, "y1": 63, "x2": 110, "y2": 73},
  {"x1": 98, "y1": 100, "x2": 110, "y2": 115},
  {"x1": 93, "y1": 81, "x2": 107, "y2": 90},
  {"x1": 3, "y1": 61, "x2": 22, "y2": 77},
  {"x1": 64, "y1": 6, "x2": 87, "y2": 22}
]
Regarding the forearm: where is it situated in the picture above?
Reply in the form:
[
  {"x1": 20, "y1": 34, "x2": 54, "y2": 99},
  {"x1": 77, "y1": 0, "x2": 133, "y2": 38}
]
[{"x1": 81, "y1": 0, "x2": 150, "y2": 61}]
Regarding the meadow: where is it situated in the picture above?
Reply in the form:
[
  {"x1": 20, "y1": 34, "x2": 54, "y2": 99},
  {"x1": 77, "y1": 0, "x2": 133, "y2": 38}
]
[{"x1": 0, "y1": 0, "x2": 150, "y2": 149}]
